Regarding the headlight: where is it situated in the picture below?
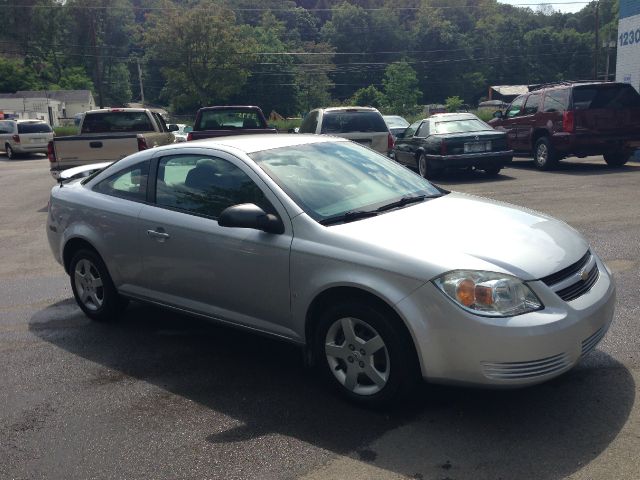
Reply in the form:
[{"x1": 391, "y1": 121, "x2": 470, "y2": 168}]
[{"x1": 433, "y1": 270, "x2": 543, "y2": 317}]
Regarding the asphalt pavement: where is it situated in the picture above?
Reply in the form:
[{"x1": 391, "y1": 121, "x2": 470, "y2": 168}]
[{"x1": 1, "y1": 153, "x2": 639, "y2": 480}]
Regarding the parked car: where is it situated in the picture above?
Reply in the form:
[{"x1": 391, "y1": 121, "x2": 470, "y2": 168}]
[
  {"x1": 393, "y1": 113, "x2": 513, "y2": 178},
  {"x1": 48, "y1": 108, "x2": 175, "y2": 179},
  {"x1": 0, "y1": 120, "x2": 54, "y2": 159},
  {"x1": 187, "y1": 106, "x2": 276, "y2": 141},
  {"x1": 168, "y1": 123, "x2": 192, "y2": 142},
  {"x1": 47, "y1": 134, "x2": 615, "y2": 406},
  {"x1": 383, "y1": 115, "x2": 410, "y2": 139},
  {"x1": 299, "y1": 106, "x2": 394, "y2": 155},
  {"x1": 489, "y1": 81, "x2": 640, "y2": 169}
]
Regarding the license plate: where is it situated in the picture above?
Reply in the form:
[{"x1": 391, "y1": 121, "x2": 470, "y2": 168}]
[
  {"x1": 30, "y1": 137, "x2": 46, "y2": 143},
  {"x1": 464, "y1": 141, "x2": 491, "y2": 153}
]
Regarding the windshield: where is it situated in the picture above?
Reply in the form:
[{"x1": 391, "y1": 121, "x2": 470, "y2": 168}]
[
  {"x1": 433, "y1": 119, "x2": 491, "y2": 134},
  {"x1": 196, "y1": 110, "x2": 264, "y2": 130},
  {"x1": 18, "y1": 122, "x2": 52, "y2": 134},
  {"x1": 383, "y1": 116, "x2": 409, "y2": 128},
  {"x1": 250, "y1": 141, "x2": 442, "y2": 223},
  {"x1": 320, "y1": 111, "x2": 388, "y2": 134}
]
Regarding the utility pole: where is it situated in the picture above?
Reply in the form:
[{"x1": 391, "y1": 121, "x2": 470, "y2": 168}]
[
  {"x1": 137, "y1": 59, "x2": 145, "y2": 106},
  {"x1": 594, "y1": 0, "x2": 600, "y2": 80},
  {"x1": 604, "y1": 40, "x2": 616, "y2": 81}
]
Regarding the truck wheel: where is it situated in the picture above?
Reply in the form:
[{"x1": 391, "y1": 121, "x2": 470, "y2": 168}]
[
  {"x1": 533, "y1": 137, "x2": 557, "y2": 170},
  {"x1": 603, "y1": 151, "x2": 629, "y2": 168}
]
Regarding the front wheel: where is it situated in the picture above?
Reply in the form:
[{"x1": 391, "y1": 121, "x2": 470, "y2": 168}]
[
  {"x1": 315, "y1": 300, "x2": 418, "y2": 407},
  {"x1": 533, "y1": 137, "x2": 557, "y2": 170},
  {"x1": 69, "y1": 249, "x2": 128, "y2": 322},
  {"x1": 603, "y1": 151, "x2": 630, "y2": 167}
]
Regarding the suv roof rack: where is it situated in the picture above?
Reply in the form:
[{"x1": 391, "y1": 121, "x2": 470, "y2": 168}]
[{"x1": 528, "y1": 80, "x2": 606, "y2": 92}]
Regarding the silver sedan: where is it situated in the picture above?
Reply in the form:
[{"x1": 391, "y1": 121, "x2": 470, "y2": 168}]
[{"x1": 46, "y1": 135, "x2": 615, "y2": 406}]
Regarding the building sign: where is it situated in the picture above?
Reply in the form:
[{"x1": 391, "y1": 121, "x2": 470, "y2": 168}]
[{"x1": 616, "y1": 0, "x2": 640, "y2": 92}]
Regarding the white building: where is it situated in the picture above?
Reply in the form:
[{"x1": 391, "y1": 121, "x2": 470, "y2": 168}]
[
  {"x1": 616, "y1": 0, "x2": 640, "y2": 93},
  {"x1": 0, "y1": 90, "x2": 95, "y2": 126}
]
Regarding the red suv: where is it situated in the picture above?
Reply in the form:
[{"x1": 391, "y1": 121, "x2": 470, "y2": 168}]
[{"x1": 489, "y1": 81, "x2": 640, "y2": 169}]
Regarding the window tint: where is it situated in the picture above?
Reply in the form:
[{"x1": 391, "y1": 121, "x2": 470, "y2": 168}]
[
  {"x1": 523, "y1": 94, "x2": 540, "y2": 115},
  {"x1": 196, "y1": 110, "x2": 263, "y2": 130},
  {"x1": 542, "y1": 89, "x2": 570, "y2": 112},
  {"x1": 81, "y1": 112, "x2": 154, "y2": 134},
  {"x1": 505, "y1": 96, "x2": 526, "y2": 118},
  {"x1": 299, "y1": 111, "x2": 319, "y2": 133},
  {"x1": 416, "y1": 122, "x2": 430, "y2": 137},
  {"x1": 403, "y1": 121, "x2": 422, "y2": 138},
  {"x1": 94, "y1": 162, "x2": 149, "y2": 202},
  {"x1": 155, "y1": 155, "x2": 271, "y2": 218},
  {"x1": 572, "y1": 84, "x2": 640, "y2": 110},
  {"x1": 320, "y1": 111, "x2": 387, "y2": 134},
  {"x1": 17, "y1": 122, "x2": 52, "y2": 134}
]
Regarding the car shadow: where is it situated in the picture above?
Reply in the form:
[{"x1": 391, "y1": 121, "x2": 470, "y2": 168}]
[
  {"x1": 430, "y1": 169, "x2": 517, "y2": 186},
  {"x1": 0, "y1": 152, "x2": 47, "y2": 162},
  {"x1": 29, "y1": 299, "x2": 635, "y2": 479},
  {"x1": 510, "y1": 157, "x2": 640, "y2": 176}
]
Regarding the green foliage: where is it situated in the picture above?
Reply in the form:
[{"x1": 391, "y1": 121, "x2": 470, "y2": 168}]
[
  {"x1": 445, "y1": 96, "x2": 464, "y2": 113},
  {"x1": 349, "y1": 86, "x2": 386, "y2": 109},
  {"x1": 382, "y1": 62, "x2": 422, "y2": 116},
  {"x1": 0, "y1": 57, "x2": 42, "y2": 92},
  {"x1": 56, "y1": 67, "x2": 95, "y2": 91},
  {"x1": 54, "y1": 126, "x2": 79, "y2": 137}
]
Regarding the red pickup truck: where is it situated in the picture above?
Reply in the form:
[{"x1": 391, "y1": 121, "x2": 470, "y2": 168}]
[
  {"x1": 489, "y1": 81, "x2": 640, "y2": 169},
  {"x1": 187, "y1": 106, "x2": 277, "y2": 141}
]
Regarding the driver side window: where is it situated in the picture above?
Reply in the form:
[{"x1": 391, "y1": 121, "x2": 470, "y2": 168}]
[{"x1": 506, "y1": 96, "x2": 526, "y2": 118}]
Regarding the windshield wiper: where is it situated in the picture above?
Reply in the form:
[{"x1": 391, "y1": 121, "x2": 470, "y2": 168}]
[
  {"x1": 320, "y1": 210, "x2": 380, "y2": 226},
  {"x1": 375, "y1": 194, "x2": 432, "y2": 212}
]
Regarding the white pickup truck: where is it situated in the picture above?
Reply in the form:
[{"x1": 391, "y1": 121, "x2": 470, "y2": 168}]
[{"x1": 48, "y1": 108, "x2": 175, "y2": 179}]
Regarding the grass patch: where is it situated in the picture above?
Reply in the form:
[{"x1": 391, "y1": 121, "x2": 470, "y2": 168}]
[{"x1": 54, "y1": 126, "x2": 78, "y2": 137}]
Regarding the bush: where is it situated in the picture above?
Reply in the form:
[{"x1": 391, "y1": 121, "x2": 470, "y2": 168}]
[{"x1": 54, "y1": 126, "x2": 79, "y2": 137}]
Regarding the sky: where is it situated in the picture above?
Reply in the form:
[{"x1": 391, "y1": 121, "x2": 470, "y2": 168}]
[{"x1": 498, "y1": 0, "x2": 590, "y2": 14}]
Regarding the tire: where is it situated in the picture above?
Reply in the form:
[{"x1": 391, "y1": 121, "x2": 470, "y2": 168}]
[
  {"x1": 314, "y1": 300, "x2": 418, "y2": 407},
  {"x1": 69, "y1": 249, "x2": 128, "y2": 322},
  {"x1": 5, "y1": 144, "x2": 14, "y2": 160},
  {"x1": 484, "y1": 166, "x2": 502, "y2": 176},
  {"x1": 533, "y1": 137, "x2": 557, "y2": 170},
  {"x1": 603, "y1": 151, "x2": 629, "y2": 168},
  {"x1": 418, "y1": 152, "x2": 441, "y2": 179}
]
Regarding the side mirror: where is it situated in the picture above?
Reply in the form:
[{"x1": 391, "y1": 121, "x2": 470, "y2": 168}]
[
  {"x1": 218, "y1": 203, "x2": 284, "y2": 234},
  {"x1": 168, "y1": 124, "x2": 179, "y2": 132},
  {"x1": 493, "y1": 110, "x2": 503, "y2": 119}
]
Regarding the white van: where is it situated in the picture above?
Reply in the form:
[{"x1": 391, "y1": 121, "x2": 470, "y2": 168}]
[{"x1": 0, "y1": 120, "x2": 54, "y2": 159}]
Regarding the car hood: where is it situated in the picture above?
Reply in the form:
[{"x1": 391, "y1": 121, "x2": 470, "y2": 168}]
[{"x1": 328, "y1": 192, "x2": 588, "y2": 281}]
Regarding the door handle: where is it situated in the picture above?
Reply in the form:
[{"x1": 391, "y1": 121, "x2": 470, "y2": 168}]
[{"x1": 147, "y1": 229, "x2": 170, "y2": 242}]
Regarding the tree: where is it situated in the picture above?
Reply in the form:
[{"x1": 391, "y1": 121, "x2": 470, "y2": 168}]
[
  {"x1": 349, "y1": 85, "x2": 386, "y2": 108},
  {"x1": 144, "y1": 0, "x2": 258, "y2": 113},
  {"x1": 0, "y1": 57, "x2": 43, "y2": 92},
  {"x1": 445, "y1": 95, "x2": 464, "y2": 112},
  {"x1": 382, "y1": 61, "x2": 421, "y2": 115}
]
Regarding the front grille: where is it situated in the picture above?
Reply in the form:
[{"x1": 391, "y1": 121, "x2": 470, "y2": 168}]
[
  {"x1": 540, "y1": 250, "x2": 591, "y2": 286},
  {"x1": 581, "y1": 326, "x2": 606, "y2": 357},
  {"x1": 555, "y1": 265, "x2": 599, "y2": 301},
  {"x1": 481, "y1": 352, "x2": 571, "y2": 380}
]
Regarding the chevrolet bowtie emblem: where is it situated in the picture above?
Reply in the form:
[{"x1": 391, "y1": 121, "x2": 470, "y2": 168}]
[{"x1": 580, "y1": 269, "x2": 589, "y2": 281}]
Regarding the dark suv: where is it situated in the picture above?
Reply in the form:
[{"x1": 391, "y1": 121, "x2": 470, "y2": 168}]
[{"x1": 489, "y1": 81, "x2": 640, "y2": 169}]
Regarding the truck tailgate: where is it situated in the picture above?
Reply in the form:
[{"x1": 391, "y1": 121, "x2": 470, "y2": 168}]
[{"x1": 53, "y1": 134, "x2": 139, "y2": 169}]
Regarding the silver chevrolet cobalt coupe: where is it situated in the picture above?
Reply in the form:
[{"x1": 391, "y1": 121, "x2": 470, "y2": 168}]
[{"x1": 47, "y1": 135, "x2": 615, "y2": 406}]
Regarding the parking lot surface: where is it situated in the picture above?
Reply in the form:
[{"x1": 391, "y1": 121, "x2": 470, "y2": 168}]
[{"x1": 1, "y1": 153, "x2": 639, "y2": 480}]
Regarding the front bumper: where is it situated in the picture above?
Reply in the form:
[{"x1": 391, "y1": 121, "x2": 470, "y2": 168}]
[
  {"x1": 397, "y1": 255, "x2": 615, "y2": 386},
  {"x1": 426, "y1": 150, "x2": 513, "y2": 169}
]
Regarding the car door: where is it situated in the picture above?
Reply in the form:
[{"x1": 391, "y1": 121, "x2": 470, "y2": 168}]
[
  {"x1": 394, "y1": 120, "x2": 421, "y2": 165},
  {"x1": 517, "y1": 93, "x2": 541, "y2": 151},
  {"x1": 135, "y1": 150, "x2": 295, "y2": 338},
  {"x1": 497, "y1": 95, "x2": 527, "y2": 151}
]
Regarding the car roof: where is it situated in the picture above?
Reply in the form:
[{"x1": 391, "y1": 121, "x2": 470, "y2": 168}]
[
  {"x1": 429, "y1": 113, "x2": 478, "y2": 121},
  {"x1": 320, "y1": 106, "x2": 379, "y2": 113},
  {"x1": 184, "y1": 133, "x2": 349, "y2": 154}
]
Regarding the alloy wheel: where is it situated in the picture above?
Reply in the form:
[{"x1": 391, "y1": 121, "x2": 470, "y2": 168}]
[
  {"x1": 418, "y1": 154, "x2": 427, "y2": 177},
  {"x1": 324, "y1": 317, "x2": 390, "y2": 396},
  {"x1": 74, "y1": 258, "x2": 105, "y2": 311},
  {"x1": 536, "y1": 143, "x2": 548, "y2": 166}
]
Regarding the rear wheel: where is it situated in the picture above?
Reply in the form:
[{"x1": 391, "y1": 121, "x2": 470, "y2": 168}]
[
  {"x1": 603, "y1": 150, "x2": 630, "y2": 167},
  {"x1": 69, "y1": 249, "x2": 128, "y2": 322},
  {"x1": 315, "y1": 300, "x2": 418, "y2": 407},
  {"x1": 533, "y1": 137, "x2": 557, "y2": 170},
  {"x1": 5, "y1": 144, "x2": 14, "y2": 159},
  {"x1": 418, "y1": 152, "x2": 441, "y2": 179}
]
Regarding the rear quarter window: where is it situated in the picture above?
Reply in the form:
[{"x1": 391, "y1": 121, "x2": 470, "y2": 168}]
[
  {"x1": 542, "y1": 89, "x2": 570, "y2": 112},
  {"x1": 320, "y1": 111, "x2": 387, "y2": 134}
]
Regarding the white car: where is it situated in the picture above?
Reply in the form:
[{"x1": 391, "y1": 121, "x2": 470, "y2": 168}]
[
  {"x1": 0, "y1": 120, "x2": 54, "y2": 159},
  {"x1": 168, "y1": 123, "x2": 193, "y2": 142},
  {"x1": 47, "y1": 135, "x2": 615, "y2": 406},
  {"x1": 299, "y1": 106, "x2": 394, "y2": 155}
]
